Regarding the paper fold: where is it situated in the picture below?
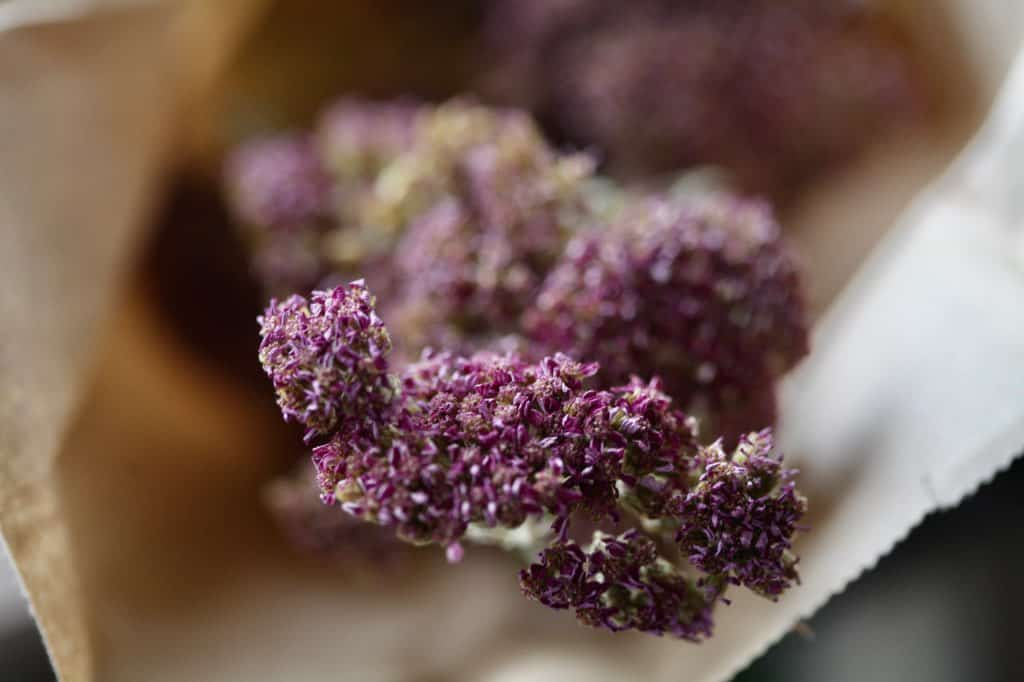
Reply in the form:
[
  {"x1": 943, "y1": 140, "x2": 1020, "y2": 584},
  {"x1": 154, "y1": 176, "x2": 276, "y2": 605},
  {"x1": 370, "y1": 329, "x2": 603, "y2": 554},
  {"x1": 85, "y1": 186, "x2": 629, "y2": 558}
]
[{"x1": 0, "y1": 2, "x2": 264, "y2": 679}]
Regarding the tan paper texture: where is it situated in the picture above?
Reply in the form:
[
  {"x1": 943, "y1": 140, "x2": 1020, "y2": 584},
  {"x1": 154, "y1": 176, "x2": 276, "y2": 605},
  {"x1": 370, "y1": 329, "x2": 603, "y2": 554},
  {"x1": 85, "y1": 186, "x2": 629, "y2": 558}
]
[
  {"x1": 0, "y1": 5, "x2": 178, "y2": 680},
  {"x1": 1, "y1": 2, "x2": 1023, "y2": 681},
  {"x1": 0, "y1": 2, "x2": 266, "y2": 680}
]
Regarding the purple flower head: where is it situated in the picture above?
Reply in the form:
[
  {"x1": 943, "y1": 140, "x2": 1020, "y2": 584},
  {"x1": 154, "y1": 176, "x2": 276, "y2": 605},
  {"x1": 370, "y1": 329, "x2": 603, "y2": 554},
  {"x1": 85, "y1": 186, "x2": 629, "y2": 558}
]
[
  {"x1": 224, "y1": 134, "x2": 332, "y2": 232},
  {"x1": 526, "y1": 192, "x2": 808, "y2": 440},
  {"x1": 613, "y1": 376, "x2": 700, "y2": 518},
  {"x1": 257, "y1": 281, "x2": 393, "y2": 441},
  {"x1": 313, "y1": 350, "x2": 635, "y2": 549},
  {"x1": 383, "y1": 101, "x2": 594, "y2": 349},
  {"x1": 225, "y1": 99, "x2": 600, "y2": 310},
  {"x1": 290, "y1": 284, "x2": 710, "y2": 559},
  {"x1": 675, "y1": 429, "x2": 807, "y2": 598},
  {"x1": 358, "y1": 101, "x2": 549, "y2": 242},
  {"x1": 255, "y1": 274, "x2": 808, "y2": 638},
  {"x1": 520, "y1": 531, "x2": 719, "y2": 639}
]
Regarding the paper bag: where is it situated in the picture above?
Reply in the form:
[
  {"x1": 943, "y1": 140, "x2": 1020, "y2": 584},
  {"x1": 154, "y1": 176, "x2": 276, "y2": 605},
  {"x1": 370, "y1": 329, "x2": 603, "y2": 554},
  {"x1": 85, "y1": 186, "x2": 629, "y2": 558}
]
[{"x1": 1, "y1": 1, "x2": 1022, "y2": 680}]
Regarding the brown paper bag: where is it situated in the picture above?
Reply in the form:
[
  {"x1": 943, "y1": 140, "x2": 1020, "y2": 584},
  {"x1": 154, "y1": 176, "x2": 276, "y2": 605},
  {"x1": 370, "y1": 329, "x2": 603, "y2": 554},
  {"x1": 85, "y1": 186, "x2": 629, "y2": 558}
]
[
  {"x1": 0, "y1": 1, "x2": 266, "y2": 679},
  {"x1": 1, "y1": 1, "x2": 1022, "y2": 680}
]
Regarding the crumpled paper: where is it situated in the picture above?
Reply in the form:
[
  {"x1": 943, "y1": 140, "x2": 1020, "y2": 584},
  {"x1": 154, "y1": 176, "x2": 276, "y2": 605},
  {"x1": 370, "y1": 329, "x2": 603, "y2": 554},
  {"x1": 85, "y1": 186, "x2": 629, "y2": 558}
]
[{"x1": 1, "y1": 2, "x2": 1022, "y2": 681}]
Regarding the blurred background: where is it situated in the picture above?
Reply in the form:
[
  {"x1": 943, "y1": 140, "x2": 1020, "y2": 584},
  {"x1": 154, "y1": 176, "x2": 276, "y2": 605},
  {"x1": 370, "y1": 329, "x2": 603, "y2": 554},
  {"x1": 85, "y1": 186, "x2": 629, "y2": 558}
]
[{"x1": 2, "y1": 1, "x2": 1022, "y2": 680}]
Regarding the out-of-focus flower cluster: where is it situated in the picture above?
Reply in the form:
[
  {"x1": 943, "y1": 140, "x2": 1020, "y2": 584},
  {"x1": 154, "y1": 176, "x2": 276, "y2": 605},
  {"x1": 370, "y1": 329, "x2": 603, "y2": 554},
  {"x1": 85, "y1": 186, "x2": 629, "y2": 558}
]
[
  {"x1": 481, "y1": 0, "x2": 925, "y2": 196},
  {"x1": 231, "y1": 98, "x2": 812, "y2": 640},
  {"x1": 226, "y1": 99, "x2": 593, "y2": 305},
  {"x1": 385, "y1": 104, "x2": 594, "y2": 349},
  {"x1": 525, "y1": 194, "x2": 807, "y2": 439},
  {"x1": 228, "y1": 98, "x2": 808, "y2": 425},
  {"x1": 257, "y1": 282, "x2": 807, "y2": 638}
]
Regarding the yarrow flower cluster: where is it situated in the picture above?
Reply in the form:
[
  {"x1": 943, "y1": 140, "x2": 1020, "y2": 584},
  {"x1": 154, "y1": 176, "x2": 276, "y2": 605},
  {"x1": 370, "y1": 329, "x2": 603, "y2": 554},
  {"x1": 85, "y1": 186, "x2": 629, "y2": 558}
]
[
  {"x1": 257, "y1": 281, "x2": 393, "y2": 441},
  {"x1": 226, "y1": 102, "x2": 808, "y2": 408},
  {"x1": 676, "y1": 430, "x2": 806, "y2": 598},
  {"x1": 226, "y1": 98, "x2": 594, "y2": 323},
  {"x1": 257, "y1": 283, "x2": 807, "y2": 639},
  {"x1": 525, "y1": 193, "x2": 807, "y2": 439},
  {"x1": 386, "y1": 114, "x2": 594, "y2": 347},
  {"x1": 230, "y1": 98, "x2": 813, "y2": 641},
  {"x1": 481, "y1": 0, "x2": 925, "y2": 196},
  {"x1": 520, "y1": 531, "x2": 719, "y2": 640},
  {"x1": 314, "y1": 351, "x2": 617, "y2": 549}
]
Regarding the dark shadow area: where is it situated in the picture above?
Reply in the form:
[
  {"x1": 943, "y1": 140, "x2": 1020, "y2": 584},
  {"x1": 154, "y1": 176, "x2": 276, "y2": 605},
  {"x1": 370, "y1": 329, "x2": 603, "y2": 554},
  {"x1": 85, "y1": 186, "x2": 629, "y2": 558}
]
[
  {"x1": 739, "y1": 453, "x2": 1024, "y2": 682},
  {"x1": 0, "y1": 626, "x2": 55, "y2": 682},
  {"x1": 142, "y1": 172, "x2": 267, "y2": 390}
]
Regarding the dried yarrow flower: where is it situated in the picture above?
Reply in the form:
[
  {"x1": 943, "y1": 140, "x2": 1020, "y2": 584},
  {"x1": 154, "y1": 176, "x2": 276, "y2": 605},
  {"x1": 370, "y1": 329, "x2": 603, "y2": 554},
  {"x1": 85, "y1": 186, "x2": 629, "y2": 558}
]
[
  {"x1": 520, "y1": 531, "x2": 719, "y2": 639},
  {"x1": 312, "y1": 350, "x2": 646, "y2": 550},
  {"x1": 387, "y1": 142, "x2": 594, "y2": 347},
  {"x1": 525, "y1": 192, "x2": 808, "y2": 439},
  {"x1": 261, "y1": 282, "x2": 700, "y2": 545},
  {"x1": 481, "y1": 0, "x2": 924, "y2": 195},
  {"x1": 223, "y1": 100, "x2": 424, "y2": 298},
  {"x1": 257, "y1": 280, "x2": 393, "y2": 441},
  {"x1": 361, "y1": 100, "x2": 594, "y2": 349},
  {"x1": 231, "y1": 99, "x2": 814, "y2": 641},
  {"x1": 676, "y1": 429, "x2": 807, "y2": 599},
  {"x1": 258, "y1": 282, "x2": 807, "y2": 640},
  {"x1": 226, "y1": 98, "x2": 594, "y2": 310},
  {"x1": 352, "y1": 101, "x2": 547, "y2": 248}
]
